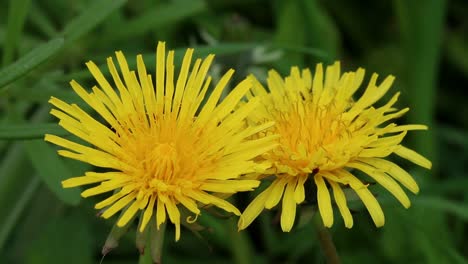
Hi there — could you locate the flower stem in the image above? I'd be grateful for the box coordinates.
[228,218,253,264]
[138,248,153,264]
[150,222,166,264]
[313,214,340,264]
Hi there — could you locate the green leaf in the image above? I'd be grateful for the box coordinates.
[61,0,127,44]
[273,44,331,63]
[0,177,39,251]
[29,2,58,38]
[0,123,66,140]
[24,139,81,205]
[2,0,32,66]
[228,218,253,264]
[25,212,93,264]
[274,0,307,69]
[105,0,206,42]
[0,144,37,250]
[394,0,446,162]
[413,196,468,221]
[300,0,340,62]
[446,31,468,78]
[0,38,64,89]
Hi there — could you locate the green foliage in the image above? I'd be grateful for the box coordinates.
[0,0,466,263]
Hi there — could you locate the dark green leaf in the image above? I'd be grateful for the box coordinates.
[62,0,127,44]
[414,196,468,221]
[24,139,81,205]
[0,38,64,89]
[0,144,37,250]
[105,0,206,42]
[0,123,66,140]
[2,0,32,66]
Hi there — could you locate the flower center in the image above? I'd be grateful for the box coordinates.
[269,99,358,173]
[150,143,177,182]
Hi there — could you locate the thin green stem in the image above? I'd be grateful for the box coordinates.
[228,218,253,264]
[150,222,166,264]
[313,213,340,264]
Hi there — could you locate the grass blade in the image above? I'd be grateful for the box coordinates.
[61,0,127,44]
[29,2,58,38]
[394,0,446,165]
[0,38,64,89]
[0,123,66,140]
[414,196,468,221]
[105,0,206,42]
[24,139,81,205]
[0,144,36,250]
[300,0,339,62]
[2,0,32,66]
[273,0,307,69]
[0,176,39,250]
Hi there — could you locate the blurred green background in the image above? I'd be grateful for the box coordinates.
[0,0,467,263]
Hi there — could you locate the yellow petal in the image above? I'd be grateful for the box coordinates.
[174,193,200,215]
[139,195,156,232]
[280,179,297,232]
[314,174,333,227]
[164,197,181,241]
[394,145,432,169]
[294,174,308,204]
[328,180,353,228]
[155,41,166,115]
[200,180,259,193]
[360,158,419,194]
[95,191,125,209]
[156,196,167,229]
[347,161,411,208]
[337,170,385,227]
[196,69,234,124]
[172,48,193,113]
[62,175,102,188]
[101,193,136,219]
[238,187,271,230]
[81,180,128,198]
[312,63,324,99]
[187,190,240,215]
[265,177,288,209]
[117,200,141,227]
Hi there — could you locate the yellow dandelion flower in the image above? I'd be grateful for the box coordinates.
[238,62,432,232]
[45,42,277,241]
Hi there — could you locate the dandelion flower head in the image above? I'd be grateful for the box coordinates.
[238,62,432,232]
[45,42,277,241]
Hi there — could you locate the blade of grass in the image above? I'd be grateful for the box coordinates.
[274,0,307,70]
[139,248,153,264]
[24,138,81,206]
[273,44,331,63]
[0,143,36,250]
[0,38,64,90]
[2,0,32,66]
[446,31,468,77]
[228,218,253,264]
[12,105,82,206]
[413,196,468,221]
[0,176,40,250]
[394,0,446,167]
[61,0,127,44]
[21,105,81,206]
[0,123,66,140]
[300,0,339,63]
[29,2,58,38]
[104,0,206,42]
